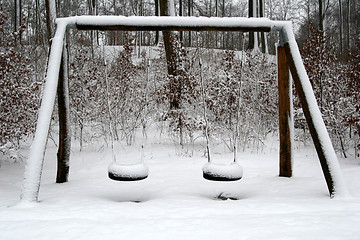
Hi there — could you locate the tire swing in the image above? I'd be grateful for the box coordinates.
[105,45,149,181]
[108,161,149,181]
[197,34,243,182]
[108,141,149,181]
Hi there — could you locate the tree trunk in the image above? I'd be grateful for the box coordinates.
[35,0,40,44]
[346,0,350,53]
[179,0,183,42]
[88,0,96,58]
[215,0,218,48]
[338,0,343,57]
[188,0,192,46]
[160,0,184,144]
[14,0,21,43]
[318,0,324,32]
[259,0,268,53]
[222,0,225,49]
[248,0,257,50]
[45,0,57,42]
[154,0,160,45]
[160,0,177,76]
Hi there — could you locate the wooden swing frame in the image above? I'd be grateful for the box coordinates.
[20,16,348,202]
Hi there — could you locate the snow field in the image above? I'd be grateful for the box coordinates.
[1,135,360,240]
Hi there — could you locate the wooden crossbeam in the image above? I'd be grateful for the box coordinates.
[76,24,272,32]
[73,16,273,32]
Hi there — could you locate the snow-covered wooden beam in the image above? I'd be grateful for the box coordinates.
[73,16,273,32]
[277,22,349,198]
[21,19,70,203]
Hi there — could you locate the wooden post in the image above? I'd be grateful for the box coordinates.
[278,46,293,177]
[284,42,335,196]
[56,36,71,183]
[21,22,67,202]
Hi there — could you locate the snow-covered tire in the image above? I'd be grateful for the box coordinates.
[108,162,149,181]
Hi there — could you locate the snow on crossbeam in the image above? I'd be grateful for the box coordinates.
[58,16,274,32]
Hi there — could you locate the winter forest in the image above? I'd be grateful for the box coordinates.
[1,0,359,161]
[1,0,360,239]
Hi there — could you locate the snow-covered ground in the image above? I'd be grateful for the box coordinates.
[1,133,360,240]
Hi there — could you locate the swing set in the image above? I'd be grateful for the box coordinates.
[20,16,348,202]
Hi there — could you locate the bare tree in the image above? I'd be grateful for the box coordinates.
[14,0,21,43]
[318,0,324,32]
[345,0,350,53]
[188,0,193,46]
[45,0,56,41]
[160,0,178,101]
[154,0,160,45]
[259,0,268,53]
[338,0,343,56]
[248,0,258,50]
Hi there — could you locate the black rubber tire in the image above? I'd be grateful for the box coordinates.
[203,171,242,181]
[108,171,148,181]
